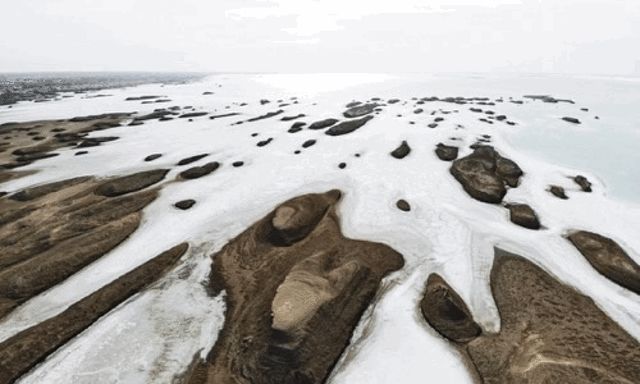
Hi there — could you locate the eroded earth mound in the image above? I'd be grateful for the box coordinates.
[184,190,404,384]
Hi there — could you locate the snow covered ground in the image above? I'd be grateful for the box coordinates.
[1,73,639,383]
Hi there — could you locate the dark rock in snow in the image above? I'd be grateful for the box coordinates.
[308,118,339,130]
[247,110,284,122]
[288,122,306,133]
[450,146,523,204]
[175,199,196,210]
[396,199,411,212]
[568,231,640,295]
[343,103,377,118]
[177,154,209,166]
[209,112,239,120]
[506,203,540,230]
[125,95,163,101]
[549,185,568,199]
[390,141,411,159]
[257,138,273,147]
[76,136,119,148]
[281,114,306,122]
[524,95,575,104]
[302,139,316,148]
[573,175,592,192]
[562,117,581,124]
[179,162,220,180]
[435,143,458,161]
[326,116,374,136]
[9,176,91,202]
[144,154,162,162]
[179,112,209,119]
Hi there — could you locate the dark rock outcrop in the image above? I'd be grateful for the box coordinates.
[568,231,640,294]
[175,199,196,210]
[179,162,220,180]
[390,141,411,159]
[302,140,316,149]
[420,274,481,343]
[506,203,540,230]
[179,112,209,119]
[435,143,458,161]
[343,103,377,118]
[177,154,209,166]
[281,114,305,122]
[325,116,374,136]
[573,175,592,192]
[209,113,240,120]
[144,153,162,162]
[288,122,306,133]
[308,119,338,130]
[450,146,523,204]
[396,199,411,212]
[562,117,581,124]
[257,138,273,147]
[247,110,284,122]
[549,185,568,199]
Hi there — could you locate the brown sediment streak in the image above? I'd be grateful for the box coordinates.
[184,190,404,384]
[0,243,189,384]
[0,169,167,319]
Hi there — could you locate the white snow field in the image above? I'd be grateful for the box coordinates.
[1,73,639,383]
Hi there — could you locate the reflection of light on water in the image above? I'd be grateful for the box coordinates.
[254,73,395,95]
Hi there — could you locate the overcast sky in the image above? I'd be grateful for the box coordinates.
[1,0,639,75]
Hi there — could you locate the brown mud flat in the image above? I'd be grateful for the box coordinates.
[0,243,188,384]
[184,190,404,384]
[421,248,640,384]
[0,168,169,319]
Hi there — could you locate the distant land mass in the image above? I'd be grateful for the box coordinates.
[0,72,207,106]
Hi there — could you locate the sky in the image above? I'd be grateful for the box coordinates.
[1,0,639,75]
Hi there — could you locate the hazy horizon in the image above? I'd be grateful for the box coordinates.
[2,0,640,76]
